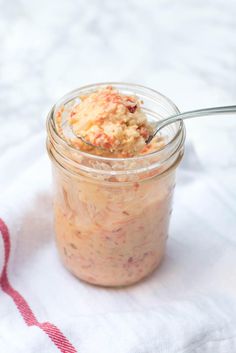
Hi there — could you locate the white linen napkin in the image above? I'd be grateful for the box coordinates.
[1,126,236,353]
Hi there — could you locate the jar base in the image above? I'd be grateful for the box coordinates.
[61,253,165,288]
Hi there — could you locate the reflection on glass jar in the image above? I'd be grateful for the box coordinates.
[46,83,185,287]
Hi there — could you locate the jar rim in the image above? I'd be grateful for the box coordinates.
[47,82,185,182]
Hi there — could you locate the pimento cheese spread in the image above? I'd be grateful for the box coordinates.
[49,85,178,286]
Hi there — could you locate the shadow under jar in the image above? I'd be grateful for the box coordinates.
[46,83,186,287]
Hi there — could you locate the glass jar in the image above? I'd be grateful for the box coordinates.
[46,83,185,287]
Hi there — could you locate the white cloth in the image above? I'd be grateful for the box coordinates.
[1,118,236,353]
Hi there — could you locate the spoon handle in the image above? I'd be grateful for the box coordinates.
[151,105,236,140]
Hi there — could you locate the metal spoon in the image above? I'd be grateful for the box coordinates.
[70,105,236,150]
[146,105,236,144]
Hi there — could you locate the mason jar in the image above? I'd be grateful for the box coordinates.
[46,83,185,287]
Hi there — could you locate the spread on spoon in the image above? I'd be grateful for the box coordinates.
[55,85,164,157]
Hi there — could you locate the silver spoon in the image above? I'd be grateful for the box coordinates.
[69,105,236,150]
[146,105,236,144]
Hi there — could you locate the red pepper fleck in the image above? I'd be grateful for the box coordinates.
[112,228,122,233]
[139,126,149,139]
[94,133,103,140]
[103,142,112,149]
[70,243,77,249]
[127,105,137,113]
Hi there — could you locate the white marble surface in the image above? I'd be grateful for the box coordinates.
[1,0,236,156]
[1,1,236,352]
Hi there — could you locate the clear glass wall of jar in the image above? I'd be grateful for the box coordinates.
[46,83,185,287]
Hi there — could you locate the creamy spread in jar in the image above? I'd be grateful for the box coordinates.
[47,83,185,286]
